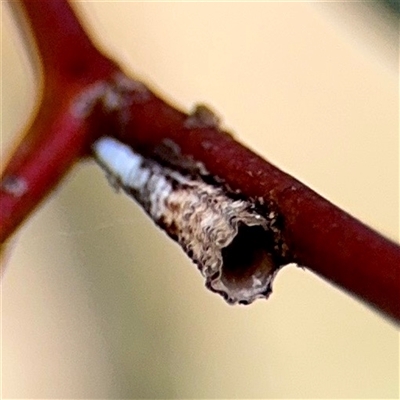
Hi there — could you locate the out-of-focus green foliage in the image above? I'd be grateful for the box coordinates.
[383,0,400,14]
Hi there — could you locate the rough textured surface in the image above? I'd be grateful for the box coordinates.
[93,137,284,304]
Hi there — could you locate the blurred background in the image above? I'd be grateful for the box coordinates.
[1,1,399,398]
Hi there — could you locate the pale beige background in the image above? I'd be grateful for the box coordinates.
[1,1,399,399]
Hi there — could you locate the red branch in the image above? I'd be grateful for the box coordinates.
[1,0,118,242]
[2,0,399,322]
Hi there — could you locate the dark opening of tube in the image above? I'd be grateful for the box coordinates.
[220,224,275,289]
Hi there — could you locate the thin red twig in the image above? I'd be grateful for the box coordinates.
[1,0,118,242]
[1,0,399,322]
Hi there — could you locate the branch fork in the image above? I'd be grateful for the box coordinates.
[2,0,399,322]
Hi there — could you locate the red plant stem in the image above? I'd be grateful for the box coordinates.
[94,94,400,322]
[0,0,118,242]
[2,0,399,322]
[15,0,115,84]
